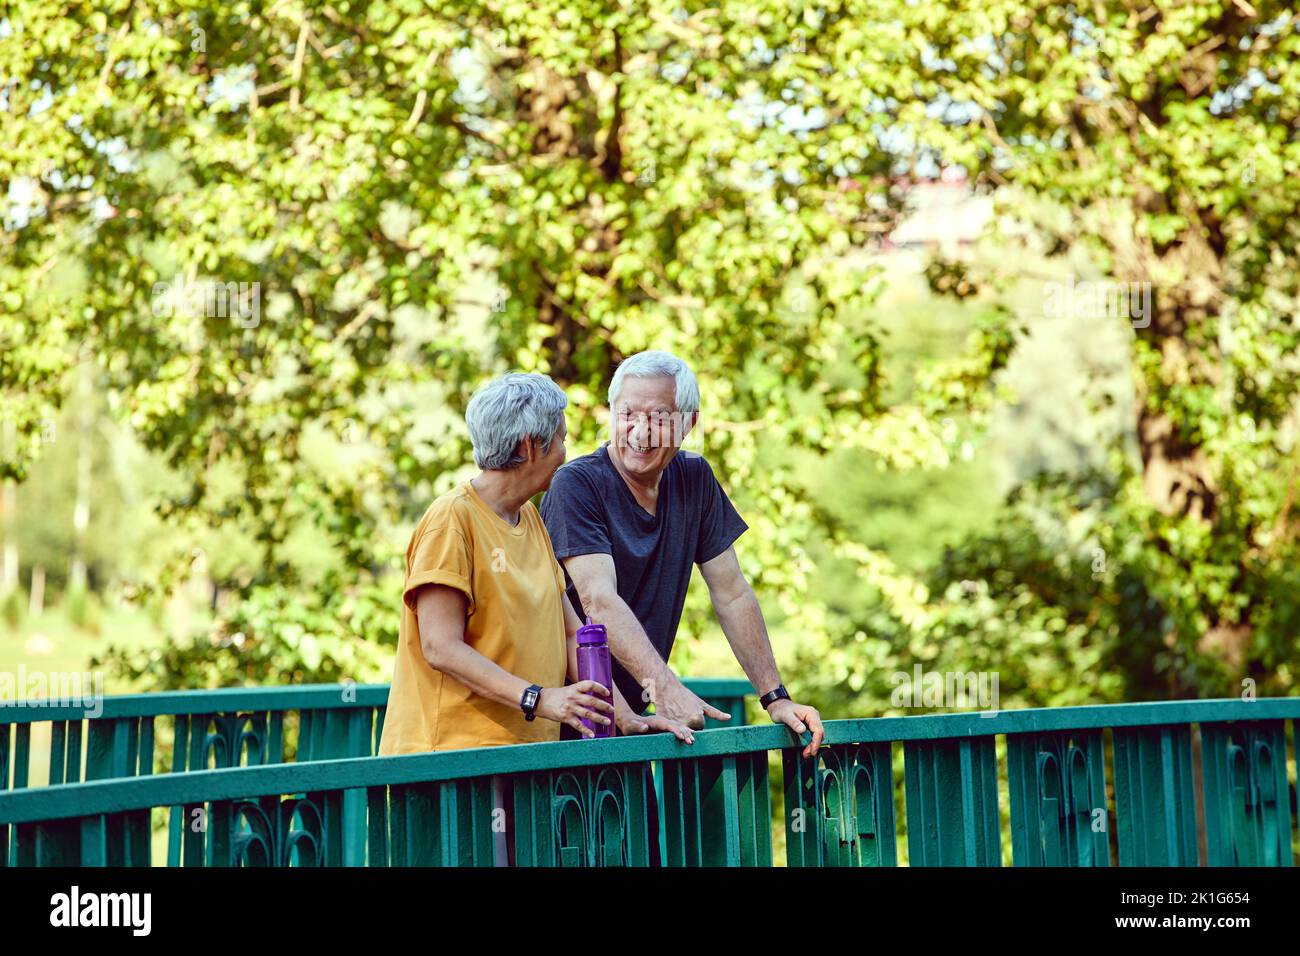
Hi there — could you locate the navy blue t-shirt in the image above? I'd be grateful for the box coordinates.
[539,443,748,714]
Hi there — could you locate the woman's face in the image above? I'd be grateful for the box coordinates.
[532,419,567,491]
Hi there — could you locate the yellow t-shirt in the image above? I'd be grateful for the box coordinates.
[378,481,569,754]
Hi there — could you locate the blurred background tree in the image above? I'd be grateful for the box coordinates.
[1,0,1296,713]
[912,0,1300,700]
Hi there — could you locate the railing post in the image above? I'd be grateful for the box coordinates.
[661,758,713,865]
[1,724,10,866]
[366,786,390,866]
[1112,724,1198,866]
[436,779,495,866]
[783,747,820,866]
[732,752,772,865]
[904,737,1000,866]
[667,754,772,866]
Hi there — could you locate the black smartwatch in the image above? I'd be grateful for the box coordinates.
[759,684,791,709]
[520,684,543,721]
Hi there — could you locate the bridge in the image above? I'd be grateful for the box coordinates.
[1,681,1294,867]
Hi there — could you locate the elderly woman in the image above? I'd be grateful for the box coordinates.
[379,372,690,756]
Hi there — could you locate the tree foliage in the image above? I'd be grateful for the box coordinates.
[2,1,1297,701]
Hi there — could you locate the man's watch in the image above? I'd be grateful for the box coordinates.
[760,684,791,709]
[520,684,543,721]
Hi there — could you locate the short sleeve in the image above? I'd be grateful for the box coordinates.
[404,524,475,616]
[540,467,612,560]
[694,457,749,565]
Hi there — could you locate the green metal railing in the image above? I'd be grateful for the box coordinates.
[0,677,750,780]
[1,695,1296,866]
[0,678,750,866]
[0,681,754,868]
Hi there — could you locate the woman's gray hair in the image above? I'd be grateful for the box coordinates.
[607,350,700,416]
[465,372,568,470]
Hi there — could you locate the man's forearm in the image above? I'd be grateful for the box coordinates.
[714,586,782,694]
[583,589,676,697]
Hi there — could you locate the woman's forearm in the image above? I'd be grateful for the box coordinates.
[425,640,533,711]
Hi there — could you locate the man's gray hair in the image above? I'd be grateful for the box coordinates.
[608,350,700,416]
[465,372,568,470]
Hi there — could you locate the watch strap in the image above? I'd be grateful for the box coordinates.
[759,684,791,708]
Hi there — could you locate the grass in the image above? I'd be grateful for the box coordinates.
[1,601,165,693]
[2,599,172,789]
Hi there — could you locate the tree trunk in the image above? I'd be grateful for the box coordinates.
[1136,405,1217,523]
[1122,202,1255,680]
[28,565,45,617]
[509,37,626,387]
[0,480,17,598]
[69,362,94,594]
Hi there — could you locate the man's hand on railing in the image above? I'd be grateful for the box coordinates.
[610,679,695,743]
[766,698,824,758]
[651,673,731,730]
[615,707,695,744]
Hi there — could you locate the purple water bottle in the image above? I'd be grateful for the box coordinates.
[576,618,615,738]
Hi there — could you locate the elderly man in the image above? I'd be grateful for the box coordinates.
[540,350,824,757]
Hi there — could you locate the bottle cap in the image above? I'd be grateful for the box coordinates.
[576,621,607,646]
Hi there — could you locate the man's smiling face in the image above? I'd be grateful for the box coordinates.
[609,375,693,482]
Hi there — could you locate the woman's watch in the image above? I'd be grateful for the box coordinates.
[759,684,791,709]
[520,684,543,721]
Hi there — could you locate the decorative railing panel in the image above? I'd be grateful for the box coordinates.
[1199,720,1293,867]
[1007,729,1109,866]
[784,742,895,867]
[512,764,655,867]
